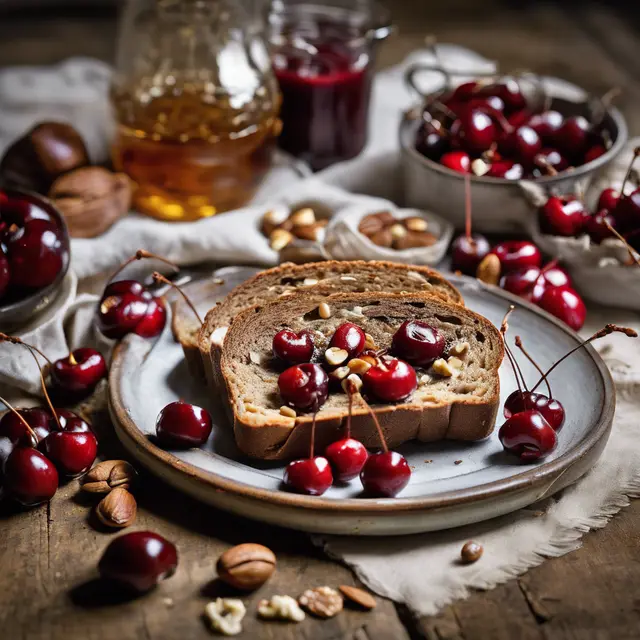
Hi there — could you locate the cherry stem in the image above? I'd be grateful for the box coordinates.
[500,306,528,393]
[604,220,640,268]
[515,335,552,397]
[353,386,388,454]
[0,395,38,444]
[68,351,78,366]
[152,272,203,324]
[464,172,472,241]
[309,411,317,459]
[531,324,637,393]
[620,147,640,199]
[107,249,179,285]
[0,333,53,366]
[21,344,61,431]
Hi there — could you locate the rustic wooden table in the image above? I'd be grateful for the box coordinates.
[2,1,640,638]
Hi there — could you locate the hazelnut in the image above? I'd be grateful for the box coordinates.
[0,121,89,192]
[289,207,316,227]
[461,541,483,564]
[390,223,408,240]
[216,543,276,591]
[368,228,393,248]
[269,228,294,251]
[95,487,137,529]
[358,213,386,236]
[261,208,289,236]
[294,223,324,242]
[394,230,438,250]
[404,216,429,233]
[48,166,132,238]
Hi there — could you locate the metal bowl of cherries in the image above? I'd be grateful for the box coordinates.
[0,189,70,330]
[399,69,628,233]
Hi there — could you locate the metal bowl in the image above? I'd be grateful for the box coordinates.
[0,189,71,331]
[399,97,628,233]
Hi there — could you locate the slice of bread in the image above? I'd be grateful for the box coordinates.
[220,292,503,460]
[196,260,464,388]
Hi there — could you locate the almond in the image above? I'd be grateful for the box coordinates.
[95,487,137,528]
[81,460,137,494]
[476,253,501,286]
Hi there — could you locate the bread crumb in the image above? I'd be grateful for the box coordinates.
[454,460,463,465]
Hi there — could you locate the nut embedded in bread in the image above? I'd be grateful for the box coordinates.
[220,292,503,460]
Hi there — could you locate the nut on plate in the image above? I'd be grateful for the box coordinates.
[48,166,132,238]
[95,487,137,528]
[81,460,137,494]
[476,253,501,286]
[298,586,343,618]
[339,585,377,610]
[204,598,246,636]
[216,543,276,591]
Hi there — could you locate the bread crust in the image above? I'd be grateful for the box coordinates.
[220,291,503,460]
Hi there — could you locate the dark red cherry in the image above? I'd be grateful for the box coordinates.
[455,109,497,154]
[507,109,531,129]
[533,148,569,174]
[614,188,640,231]
[284,456,333,495]
[329,323,366,359]
[5,220,65,289]
[278,363,329,411]
[133,297,167,338]
[585,145,606,163]
[449,81,480,102]
[50,348,107,395]
[500,266,541,300]
[97,292,149,339]
[272,329,314,364]
[360,451,411,497]
[498,410,557,461]
[55,409,93,434]
[586,210,617,244]
[531,264,571,303]
[466,96,505,113]
[391,320,445,366]
[553,115,590,158]
[155,400,212,449]
[325,438,368,482]
[1,197,56,227]
[538,286,586,331]
[527,110,563,141]
[500,126,542,166]
[3,446,59,505]
[416,124,449,162]
[450,233,491,275]
[102,279,146,298]
[0,251,9,300]
[363,357,417,403]
[486,160,524,180]
[477,79,526,111]
[0,407,51,444]
[539,196,587,237]
[98,531,178,593]
[503,391,565,431]
[597,188,620,212]
[440,150,470,173]
[39,430,97,476]
[490,240,541,273]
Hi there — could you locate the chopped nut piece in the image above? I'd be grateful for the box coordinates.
[325,347,349,366]
[450,342,470,357]
[280,406,296,418]
[329,366,350,381]
[348,358,372,374]
[461,541,483,564]
[258,595,305,622]
[303,277,319,286]
[244,404,260,413]
[342,373,362,393]
[318,302,331,319]
[360,354,377,367]
[431,358,455,377]
[204,598,246,636]
[471,158,490,176]
[390,223,407,239]
[249,351,265,365]
[299,586,343,618]
[290,207,316,227]
[364,332,376,349]
[448,356,464,370]
[419,374,432,385]
[340,275,357,282]
[339,585,377,610]
[404,216,428,232]
[269,228,294,251]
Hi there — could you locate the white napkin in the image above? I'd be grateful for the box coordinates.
[2,45,640,619]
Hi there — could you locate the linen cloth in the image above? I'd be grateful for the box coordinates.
[1,45,640,618]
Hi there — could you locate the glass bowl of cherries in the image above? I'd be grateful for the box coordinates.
[0,188,70,330]
[399,68,628,233]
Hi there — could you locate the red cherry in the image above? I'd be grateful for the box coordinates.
[1,197,56,227]
[283,456,333,495]
[586,210,617,244]
[39,430,97,476]
[538,286,586,331]
[449,81,480,102]
[450,233,491,275]
[3,446,59,505]
[97,292,149,339]
[490,240,541,273]
[363,357,417,403]
[272,329,315,363]
[477,79,526,111]
[0,407,51,444]
[98,531,178,593]
[533,147,569,174]
[585,145,606,163]
[454,109,497,154]
[539,195,587,237]
[553,115,590,158]
[614,188,640,231]
[360,451,411,497]
[103,279,146,298]
[507,109,531,129]
[278,363,329,411]
[531,264,571,303]
[391,320,445,366]
[5,220,66,289]
[527,110,563,141]
[415,124,449,162]
[0,251,9,300]
[500,126,542,166]
[329,322,366,358]
[325,438,368,482]
[500,266,541,300]
[486,160,524,180]
[50,348,107,395]
[133,297,167,338]
[440,150,470,173]
[598,188,620,212]
[155,400,212,448]
[465,96,505,114]
[498,410,557,461]
[503,390,565,431]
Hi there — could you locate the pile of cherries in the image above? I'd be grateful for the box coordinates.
[497,311,635,460]
[414,74,613,179]
[271,317,451,497]
[0,189,69,305]
[538,147,640,249]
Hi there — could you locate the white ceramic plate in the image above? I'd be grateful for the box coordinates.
[109,273,614,535]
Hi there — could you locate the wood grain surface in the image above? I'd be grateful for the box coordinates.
[1,1,639,638]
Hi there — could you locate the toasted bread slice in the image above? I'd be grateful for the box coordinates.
[220,291,502,460]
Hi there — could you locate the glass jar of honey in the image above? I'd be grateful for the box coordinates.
[111,0,281,222]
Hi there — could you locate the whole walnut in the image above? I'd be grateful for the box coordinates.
[0,121,90,193]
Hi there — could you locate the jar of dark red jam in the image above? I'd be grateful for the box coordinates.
[269,0,392,171]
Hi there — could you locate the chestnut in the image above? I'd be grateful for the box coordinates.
[0,122,89,193]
